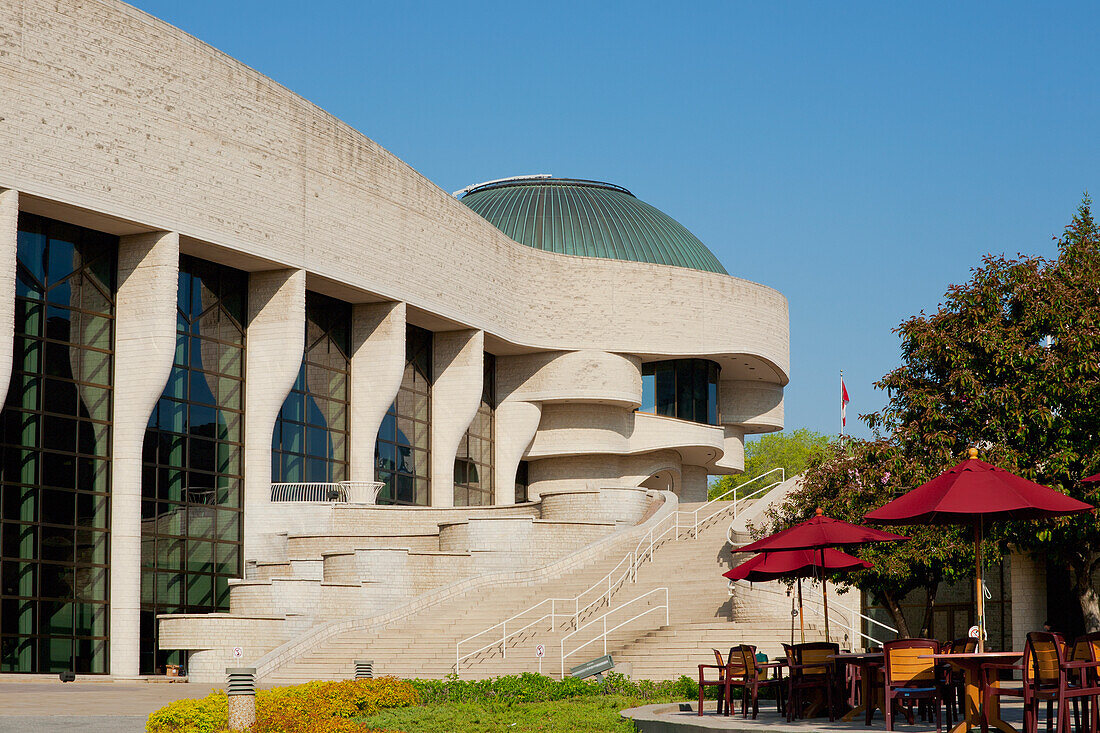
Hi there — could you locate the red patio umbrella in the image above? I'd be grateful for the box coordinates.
[724,548,872,643]
[865,447,1093,651]
[1084,474,1100,482]
[737,510,907,642]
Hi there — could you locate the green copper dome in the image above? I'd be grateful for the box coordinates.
[458,177,728,274]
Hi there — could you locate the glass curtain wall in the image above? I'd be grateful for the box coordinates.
[375,326,431,506]
[272,293,350,484]
[639,359,720,425]
[454,353,494,506]
[139,256,246,674]
[0,214,116,673]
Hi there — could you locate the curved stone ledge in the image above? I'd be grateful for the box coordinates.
[0,0,789,375]
[539,486,649,525]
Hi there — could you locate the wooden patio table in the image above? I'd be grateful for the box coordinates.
[920,651,1021,733]
[829,652,884,724]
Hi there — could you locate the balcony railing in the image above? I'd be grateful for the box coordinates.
[269,481,384,504]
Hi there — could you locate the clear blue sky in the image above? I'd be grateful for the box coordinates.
[132,0,1100,440]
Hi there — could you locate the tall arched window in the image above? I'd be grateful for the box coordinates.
[454,353,494,506]
[375,326,432,505]
[272,293,351,483]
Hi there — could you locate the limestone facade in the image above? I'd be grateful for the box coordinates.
[0,0,789,677]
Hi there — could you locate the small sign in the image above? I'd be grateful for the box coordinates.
[968,626,980,639]
[535,644,545,658]
[232,646,243,659]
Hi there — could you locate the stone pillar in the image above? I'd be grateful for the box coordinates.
[430,330,483,507]
[680,465,709,503]
[243,270,305,563]
[1009,552,1046,651]
[493,400,541,504]
[348,302,406,484]
[0,189,17,407]
[109,230,180,677]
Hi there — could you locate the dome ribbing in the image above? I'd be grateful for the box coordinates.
[459,177,727,275]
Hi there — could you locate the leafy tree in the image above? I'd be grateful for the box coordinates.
[709,428,832,500]
[863,196,1100,630]
[764,438,981,638]
[761,196,1100,634]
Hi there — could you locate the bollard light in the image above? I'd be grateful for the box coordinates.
[354,660,374,679]
[226,667,257,732]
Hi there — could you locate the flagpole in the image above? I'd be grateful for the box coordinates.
[840,370,844,436]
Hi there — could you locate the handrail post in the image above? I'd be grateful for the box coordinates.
[502,621,506,659]
[603,616,608,657]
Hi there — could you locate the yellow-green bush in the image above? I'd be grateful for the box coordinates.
[146,677,417,733]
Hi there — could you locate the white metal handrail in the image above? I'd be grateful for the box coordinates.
[455,551,637,672]
[456,474,789,676]
[270,481,383,503]
[456,610,556,672]
[727,578,894,646]
[680,468,785,538]
[560,588,670,677]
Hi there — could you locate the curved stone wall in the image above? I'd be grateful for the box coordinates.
[0,0,789,375]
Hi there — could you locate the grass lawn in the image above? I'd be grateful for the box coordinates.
[359,694,663,732]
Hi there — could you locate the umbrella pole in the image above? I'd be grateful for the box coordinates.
[821,547,831,644]
[975,519,985,653]
[798,577,806,643]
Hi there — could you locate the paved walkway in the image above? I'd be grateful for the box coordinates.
[0,680,220,733]
[621,700,1028,732]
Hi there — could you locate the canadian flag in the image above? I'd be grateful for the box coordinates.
[841,379,850,428]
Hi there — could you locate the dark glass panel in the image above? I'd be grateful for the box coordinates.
[141,256,244,674]
[654,362,675,416]
[3,215,116,674]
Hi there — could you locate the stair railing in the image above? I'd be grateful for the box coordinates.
[727,578,897,647]
[560,587,669,678]
[679,468,785,539]
[456,473,789,676]
[455,551,636,673]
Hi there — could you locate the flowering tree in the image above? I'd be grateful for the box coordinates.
[866,197,1100,630]
[770,197,1100,633]
[764,438,979,637]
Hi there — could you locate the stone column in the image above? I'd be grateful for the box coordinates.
[243,270,305,563]
[680,465,709,503]
[0,189,17,407]
[492,400,541,504]
[1009,552,1047,651]
[429,330,483,507]
[348,302,406,484]
[110,230,180,677]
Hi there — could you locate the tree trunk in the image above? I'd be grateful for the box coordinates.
[1071,554,1100,633]
[879,588,912,638]
[919,582,939,638]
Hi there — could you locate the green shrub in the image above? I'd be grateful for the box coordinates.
[146,677,417,733]
[146,691,227,733]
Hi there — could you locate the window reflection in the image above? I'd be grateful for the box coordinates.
[1,214,116,674]
[375,326,431,506]
[638,359,720,425]
[454,354,494,507]
[139,256,246,675]
[271,293,350,484]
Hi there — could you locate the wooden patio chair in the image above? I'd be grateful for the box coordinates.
[738,646,785,719]
[1065,632,1100,733]
[783,641,840,722]
[697,647,749,717]
[981,631,1100,733]
[882,639,944,733]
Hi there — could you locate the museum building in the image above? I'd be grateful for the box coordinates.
[0,0,789,677]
